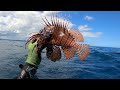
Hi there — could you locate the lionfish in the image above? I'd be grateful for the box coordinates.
[25,15,90,62]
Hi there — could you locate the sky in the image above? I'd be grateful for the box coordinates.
[0,11,120,48]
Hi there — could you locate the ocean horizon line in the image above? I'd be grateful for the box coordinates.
[0,38,120,49]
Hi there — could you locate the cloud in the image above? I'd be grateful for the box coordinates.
[41,11,61,16]
[78,15,101,38]
[0,11,101,40]
[84,16,93,21]
[78,25,92,31]
[0,11,65,40]
[81,32,102,37]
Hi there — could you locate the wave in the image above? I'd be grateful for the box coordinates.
[0,39,26,42]
[1,40,120,79]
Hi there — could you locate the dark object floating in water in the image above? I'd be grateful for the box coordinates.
[113,52,120,54]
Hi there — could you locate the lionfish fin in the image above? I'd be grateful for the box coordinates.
[77,44,90,60]
[46,46,61,62]
[62,46,76,59]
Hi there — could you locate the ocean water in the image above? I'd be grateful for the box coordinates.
[0,39,120,79]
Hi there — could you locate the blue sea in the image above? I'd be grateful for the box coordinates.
[0,39,120,79]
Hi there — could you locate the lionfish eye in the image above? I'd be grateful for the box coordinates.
[32,38,37,43]
[39,28,45,33]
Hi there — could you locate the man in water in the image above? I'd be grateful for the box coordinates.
[16,31,53,79]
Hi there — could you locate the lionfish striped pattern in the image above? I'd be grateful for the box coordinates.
[41,15,90,61]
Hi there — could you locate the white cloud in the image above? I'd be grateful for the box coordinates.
[78,25,92,31]
[81,32,102,37]
[41,11,61,16]
[0,11,101,40]
[0,11,64,40]
[78,23,102,38]
[84,15,93,21]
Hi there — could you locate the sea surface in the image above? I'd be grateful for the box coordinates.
[0,39,120,79]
